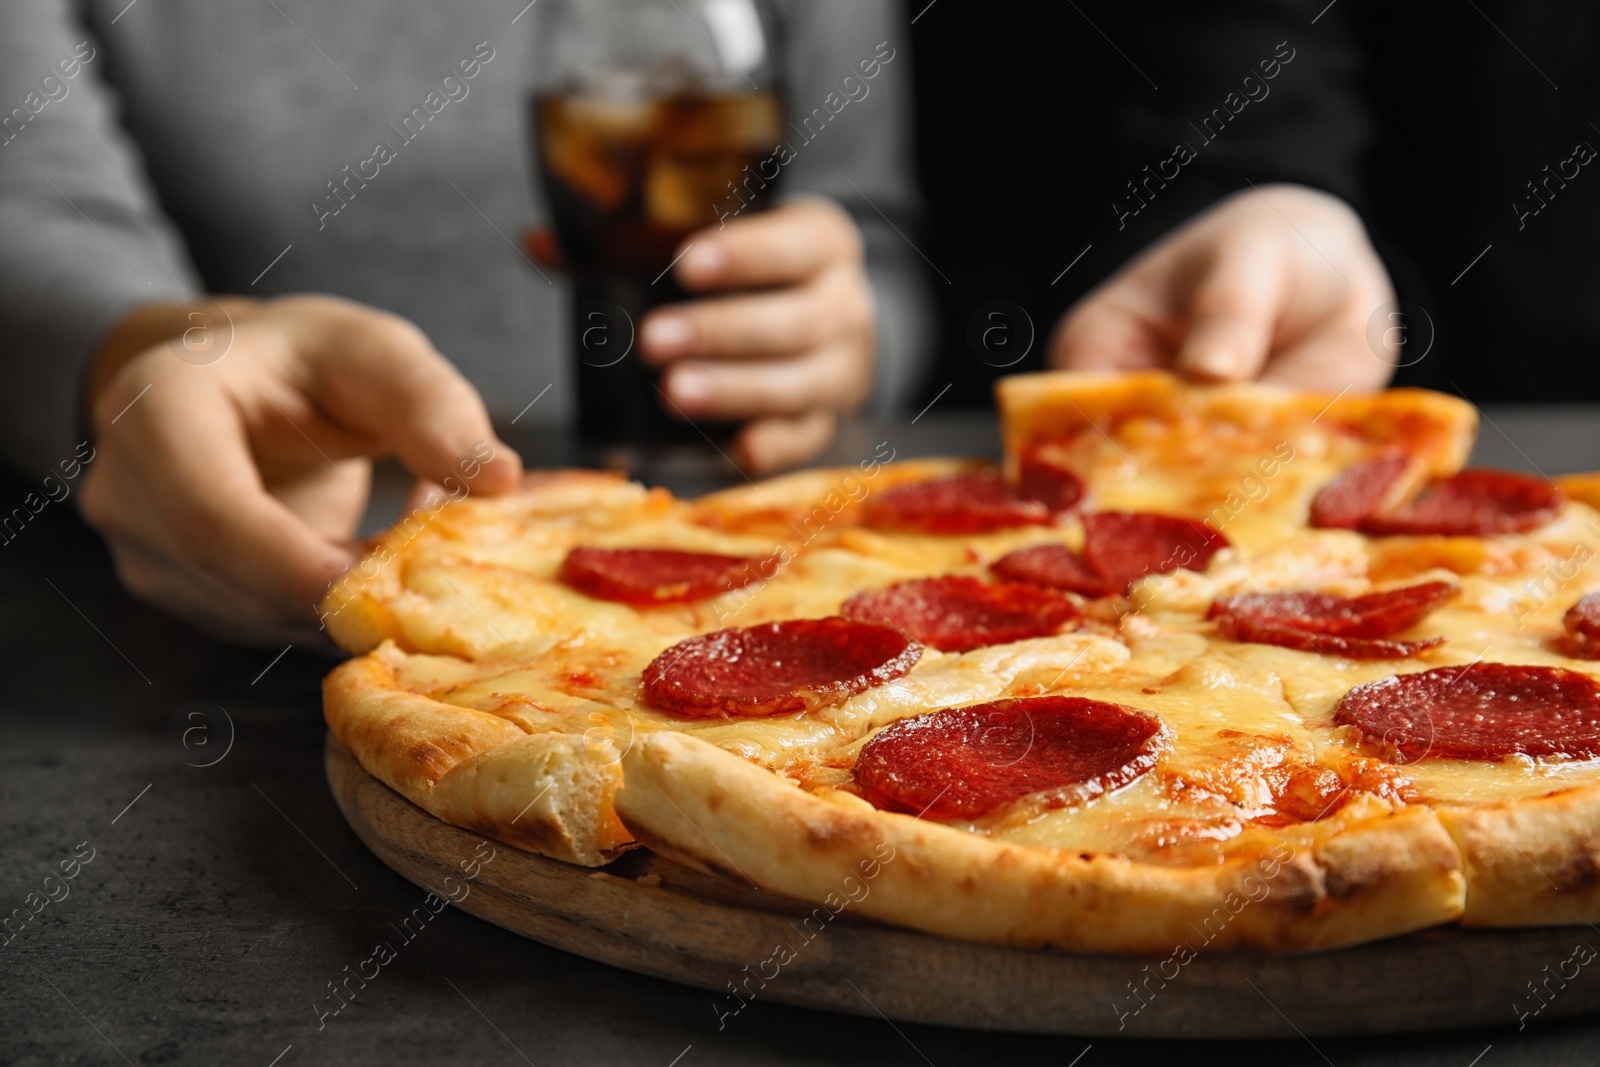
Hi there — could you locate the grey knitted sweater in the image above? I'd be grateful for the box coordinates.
[0,0,929,476]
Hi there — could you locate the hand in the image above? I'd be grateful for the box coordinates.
[81,295,522,643]
[639,197,876,473]
[1049,185,1397,391]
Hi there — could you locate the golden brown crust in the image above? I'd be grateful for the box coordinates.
[319,469,652,656]
[1437,785,1600,928]
[323,642,631,866]
[616,732,1466,953]
[1556,472,1600,511]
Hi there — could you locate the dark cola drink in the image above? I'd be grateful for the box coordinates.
[533,88,781,446]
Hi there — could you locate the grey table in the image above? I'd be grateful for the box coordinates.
[4,409,1600,1067]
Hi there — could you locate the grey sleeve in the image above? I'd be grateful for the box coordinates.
[0,1,201,478]
[772,0,932,412]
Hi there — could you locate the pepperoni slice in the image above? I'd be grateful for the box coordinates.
[1214,613,1445,659]
[842,576,1081,653]
[863,472,1052,534]
[642,618,920,718]
[853,696,1166,820]
[560,546,769,605]
[1558,593,1600,659]
[1209,581,1459,639]
[1081,512,1230,591]
[1017,449,1087,513]
[990,543,1115,597]
[1335,662,1600,761]
[1360,469,1564,537]
[1309,452,1410,530]
[1209,581,1457,659]
[1565,593,1600,641]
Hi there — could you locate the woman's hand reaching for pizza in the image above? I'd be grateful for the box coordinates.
[637,197,876,474]
[81,295,522,644]
[1049,184,1398,392]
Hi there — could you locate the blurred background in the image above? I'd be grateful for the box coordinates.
[908,1,1600,410]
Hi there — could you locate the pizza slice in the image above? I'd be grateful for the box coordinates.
[995,369,1475,547]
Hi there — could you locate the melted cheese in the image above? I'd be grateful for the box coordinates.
[348,425,1600,865]
[1038,412,1357,554]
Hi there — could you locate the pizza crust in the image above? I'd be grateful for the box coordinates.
[1556,473,1600,512]
[324,643,631,866]
[1437,785,1600,927]
[617,731,1466,953]
[321,469,658,656]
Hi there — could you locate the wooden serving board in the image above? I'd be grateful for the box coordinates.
[326,736,1598,1037]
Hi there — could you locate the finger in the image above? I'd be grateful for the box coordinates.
[734,410,837,475]
[1048,286,1175,372]
[291,307,523,494]
[88,458,351,642]
[109,541,327,645]
[86,462,292,623]
[262,458,372,544]
[639,285,837,364]
[401,478,452,515]
[119,378,360,615]
[661,344,864,421]
[1259,314,1396,393]
[674,198,861,292]
[1172,228,1288,382]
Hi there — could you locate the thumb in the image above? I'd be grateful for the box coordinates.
[298,309,524,495]
[1173,229,1287,382]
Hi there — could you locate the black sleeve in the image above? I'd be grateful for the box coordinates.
[1103,0,1371,250]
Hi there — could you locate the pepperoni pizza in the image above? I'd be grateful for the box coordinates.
[322,371,1600,952]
